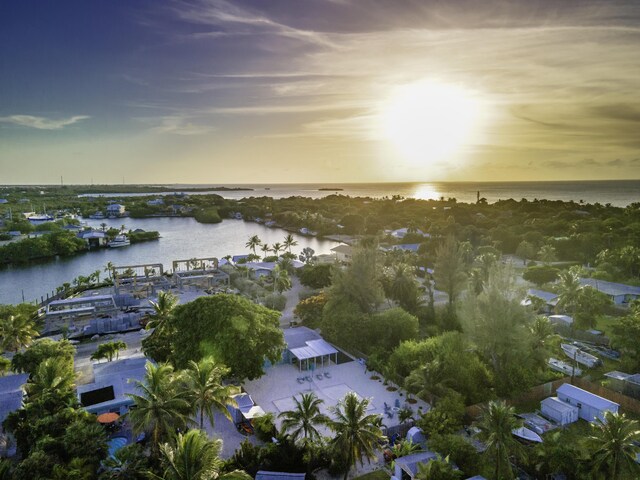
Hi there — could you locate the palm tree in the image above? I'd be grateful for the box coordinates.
[104,261,115,280]
[272,242,283,258]
[477,400,523,480]
[556,270,582,315]
[405,359,450,406]
[126,362,192,458]
[100,222,108,232]
[328,392,386,480]
[271,265,292,293]
[585,411,640,479]
[415,456,462,480]
[26,357,76,401]
[279,392,329,448]
[245,235,262,256]
[153,430,250,480]
[147,290,179,332]
[283,234,298,254]
[100,444,150,480]
[530,316,556,370]
[0,314,39,352]
[182,359,237,431]
[260,243,271,259]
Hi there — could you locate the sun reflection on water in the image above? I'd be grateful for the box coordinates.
[412,184,442,201]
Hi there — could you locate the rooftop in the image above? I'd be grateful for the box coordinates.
[395,450,439,476]
[579,278,640,297]
[557,383,619,410]
[256,471,305,480]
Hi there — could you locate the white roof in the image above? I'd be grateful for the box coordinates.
[542,396,579,413]
[557,383,619,410]
[289,339,338,360]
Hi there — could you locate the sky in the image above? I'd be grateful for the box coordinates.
[1,0,639,184]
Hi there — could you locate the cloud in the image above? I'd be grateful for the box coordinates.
[0,115,90,130]
[143,115,215,135]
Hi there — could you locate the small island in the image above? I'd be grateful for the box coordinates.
[319,187,344,191]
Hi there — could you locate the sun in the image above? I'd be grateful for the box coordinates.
[380,80,483,168]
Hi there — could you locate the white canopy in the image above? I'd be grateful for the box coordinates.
[290,339,337,360]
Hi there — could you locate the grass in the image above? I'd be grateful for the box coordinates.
[352,470,390,480]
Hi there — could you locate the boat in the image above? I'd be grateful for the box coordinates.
[27,214,54,224]
[107,235,130,248]
[561,343,601,368]
[512,427,543,443]
[548,357,582,376]
[89,211,105,219]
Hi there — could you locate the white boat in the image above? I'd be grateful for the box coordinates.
[548,357,582,377]
[512,427,543,443]
[107,235,130,248]
[89,211,105,219]
[27,214,54,224]
[561,343,601,368]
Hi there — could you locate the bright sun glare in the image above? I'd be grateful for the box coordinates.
[381,80,483,169]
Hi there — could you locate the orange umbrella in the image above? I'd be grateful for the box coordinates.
[97,412,120,424]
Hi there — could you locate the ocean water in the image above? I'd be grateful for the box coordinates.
[87,180,640,208]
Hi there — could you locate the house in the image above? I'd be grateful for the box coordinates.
[76,356,149,415]
[0,374,28,457]
[556,383,619,422]
[331,244,353,262]
[77,230,108,248]
[392,450,439,480]
[255,472,305,480]
[548,314,574,327]
[147,198,164,206]
[45,294,118,333]
[541,397,579,426]
[232,254,250,264]
[522,289,558,313]
[243,261,304,278]
[392,243,421,253]
[604,371,640,399]
[106,203,125,217]
[0,199,8,204]
[579,278,640,305]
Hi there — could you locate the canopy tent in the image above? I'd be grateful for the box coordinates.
[289,339,338,371]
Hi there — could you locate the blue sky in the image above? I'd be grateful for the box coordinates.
[1,0,639,184]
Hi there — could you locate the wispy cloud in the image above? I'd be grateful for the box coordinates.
[142,115,215,135]
[0,115,90,130]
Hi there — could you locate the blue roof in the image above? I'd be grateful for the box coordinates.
[393,243,421,252]
[256,472,305,480]
[395,451,438,475]
[557,383,619,410]
[579,278,640,297]
[527,289,558,303]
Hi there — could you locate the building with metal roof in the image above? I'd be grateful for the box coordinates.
[556,383,619,422]
[579,278,640,305]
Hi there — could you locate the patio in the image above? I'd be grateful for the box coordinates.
[242,359,431,431]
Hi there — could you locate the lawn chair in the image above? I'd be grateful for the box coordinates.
[384,402,390,412]
[324,371,331,378]
[305,375,312,382]
[386,411,394,419]
[297,377,304,384]
[316,374,323,380]
[394,398,401,408]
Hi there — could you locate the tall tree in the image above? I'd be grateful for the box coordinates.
[433,236,468,311]
[0,314,39,353]
[328,392,386,480]
[556,269,582,316]
[147,290,180,332]
[283,234,298,254]
[585,412,640,480]
[271,265,292,293]
[126,362,192,458]
[271,242,283,258]
[154,430,250,480]
[387,263,423,314]
[182,359,236,431]
[477,401,523,480]
[260,243,271,259]
[245,235,262,256]
[279,392,329,448]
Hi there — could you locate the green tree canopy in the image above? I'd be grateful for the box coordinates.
[157,294,284,380]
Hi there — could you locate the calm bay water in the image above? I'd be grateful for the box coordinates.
[84,180,640,208]
[0,217,338,305]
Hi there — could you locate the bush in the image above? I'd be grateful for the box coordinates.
[252,412,277,442]
[263,293,287,311]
